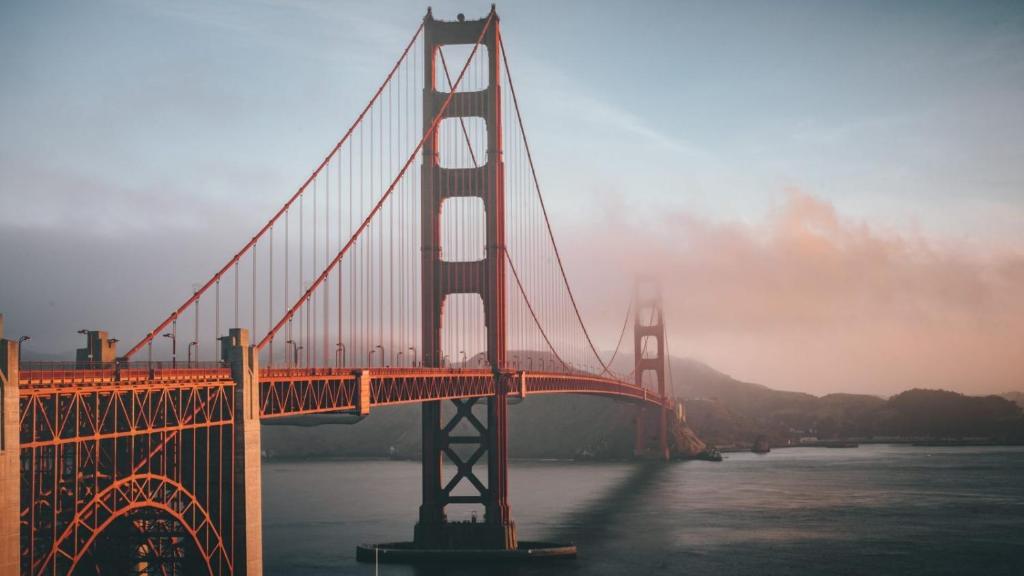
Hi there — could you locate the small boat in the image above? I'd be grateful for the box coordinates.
[696,447,723,462]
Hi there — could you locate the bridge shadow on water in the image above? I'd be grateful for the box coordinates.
[548,461,671,545]
[407,461,676,576]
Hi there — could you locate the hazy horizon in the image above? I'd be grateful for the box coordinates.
[2,0,1022,397]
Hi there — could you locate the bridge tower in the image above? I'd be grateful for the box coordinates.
[223,328,264,575]
[0,315,20,576]
[634,279,670,460]
[417,7,516,549]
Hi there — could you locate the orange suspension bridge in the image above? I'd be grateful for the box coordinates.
[0,7,682,574]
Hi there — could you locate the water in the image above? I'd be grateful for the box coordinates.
[263,445,1024,575]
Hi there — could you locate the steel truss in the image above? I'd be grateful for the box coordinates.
[19,370,236,575]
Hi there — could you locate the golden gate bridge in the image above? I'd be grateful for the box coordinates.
[0,7,682,574]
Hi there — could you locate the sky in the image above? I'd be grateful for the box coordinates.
[1,0,1022,396]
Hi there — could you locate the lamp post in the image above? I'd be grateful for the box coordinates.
[374,344,384,368]
[335,342,346,368]
[459,350,467,368]
[408,347,418,367]
[16,335,29,365]
[108,338,119,370]
[187,341,197,367]
[162,329,176,368]
[368,349,376,367]
[285,339,299,368]
[396,351,404,367]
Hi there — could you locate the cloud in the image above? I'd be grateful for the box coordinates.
[565,189,1024,396]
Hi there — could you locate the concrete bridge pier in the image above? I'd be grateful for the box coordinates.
[222,328,264,576]
[1,315,21,575]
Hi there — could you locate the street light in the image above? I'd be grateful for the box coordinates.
[396,351,404,367]
[285,339,299,368]
[108,338,119,369]
[187,341,197,367]
[459,350,467,368]
[335,342,346,368]
[408,347,418,367]
[16,336,29,365]
[161,331,176,368]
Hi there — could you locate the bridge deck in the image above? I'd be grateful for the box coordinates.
[17,366,666,447]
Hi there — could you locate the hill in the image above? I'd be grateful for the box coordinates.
[1002,391,1024,409]
[671,360,1023,447]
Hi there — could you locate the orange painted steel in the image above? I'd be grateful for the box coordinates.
[18,369,237,575]
[257,366,666,419]
[42,474,231,576]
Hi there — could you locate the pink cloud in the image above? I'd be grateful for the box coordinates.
[566,189,1024,396]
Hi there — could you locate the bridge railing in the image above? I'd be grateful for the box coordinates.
[20,361,230,388]
[19,362,116,387]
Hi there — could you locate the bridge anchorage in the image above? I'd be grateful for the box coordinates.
[2,4,690,574]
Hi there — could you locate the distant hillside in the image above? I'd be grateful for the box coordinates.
[1002,391,1024,409]
[667,359,1023,447]
[883,389,1023,438]
[659,358,886,446]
